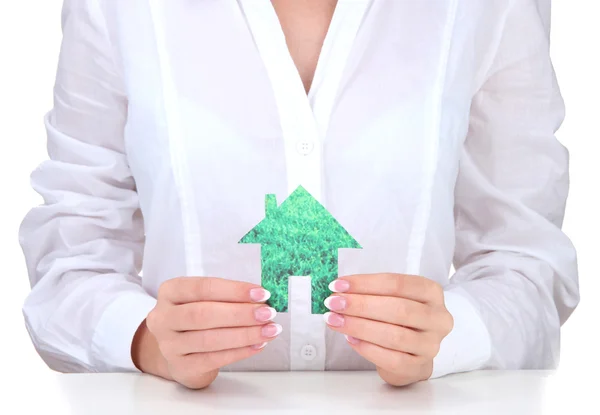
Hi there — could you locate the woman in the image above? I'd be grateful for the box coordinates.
[20,0,579,389]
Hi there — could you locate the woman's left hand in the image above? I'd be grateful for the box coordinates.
[324,273,453,386]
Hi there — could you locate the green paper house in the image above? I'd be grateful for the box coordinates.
[239,186,361,314]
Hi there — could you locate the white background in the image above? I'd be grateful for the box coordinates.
[0,0,598,411]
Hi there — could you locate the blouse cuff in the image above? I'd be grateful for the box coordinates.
[91,291,157,372]
[430,287,492,379]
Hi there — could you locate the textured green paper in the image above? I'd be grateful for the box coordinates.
[239,186,361,314]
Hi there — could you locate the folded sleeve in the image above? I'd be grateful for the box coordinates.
[431,0,579,378]
[19,0,156,373]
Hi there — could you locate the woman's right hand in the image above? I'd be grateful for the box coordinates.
[132,277,281,389]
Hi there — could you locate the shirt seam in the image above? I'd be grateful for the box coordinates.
[147,0,204,276]
[406,0,459,276]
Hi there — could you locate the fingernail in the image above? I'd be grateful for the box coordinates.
[323,312,345,327]
[328,279,350,293]
[255,306,277,322]
[250,288,271,303]
[251,342,268,350]
[345,335,360,345]
[261,323,283,338]
[324,296,346,312]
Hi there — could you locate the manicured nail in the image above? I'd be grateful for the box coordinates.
[328,279,350,293]
[324,296,346,312]
[251,342,268,350]
[323,312,345,327]
[261,323,283,338]
[345,335,360,345]
[255,306,277,322]
[250,288,271,303]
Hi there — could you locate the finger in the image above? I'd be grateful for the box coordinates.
[340,334,425,374]
[330,273,443,304]
[162,323,283,355]
[167,302,277,331]
[324,294,433,330]
[324,312,437,357]
[174,343,270,378]
[159,277,270,305]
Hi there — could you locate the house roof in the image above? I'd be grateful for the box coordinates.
[239,185,361,249]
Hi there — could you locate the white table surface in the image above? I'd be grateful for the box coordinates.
[7,370,595,415]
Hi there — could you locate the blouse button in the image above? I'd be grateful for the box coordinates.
[296,140,314,155]
[300,344,317,361]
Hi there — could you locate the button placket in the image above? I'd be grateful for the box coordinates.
[237,0,371,373]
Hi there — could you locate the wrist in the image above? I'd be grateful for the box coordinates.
[131,319,172,380]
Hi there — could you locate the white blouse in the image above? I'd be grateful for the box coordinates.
[20,0,579,379]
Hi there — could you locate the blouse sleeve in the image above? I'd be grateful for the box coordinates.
[19,0,156,372]
[431,0,579,378]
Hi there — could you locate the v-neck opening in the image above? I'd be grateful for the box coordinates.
[237,0,369,121]
[270,0,340,98]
